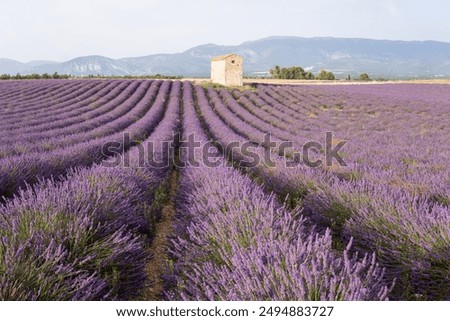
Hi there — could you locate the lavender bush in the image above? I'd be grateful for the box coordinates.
[0,80,182,300]
[0,81,171,198]
[166,81,390,301]
[0,166,153,300]
[0,79,447,301]
[193,83,449,299]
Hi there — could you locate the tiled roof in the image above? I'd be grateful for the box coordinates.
[211,53,241,61]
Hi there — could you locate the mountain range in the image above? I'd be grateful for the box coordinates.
[2,36,450,78]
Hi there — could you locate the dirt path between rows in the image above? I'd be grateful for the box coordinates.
[142,171,178,300]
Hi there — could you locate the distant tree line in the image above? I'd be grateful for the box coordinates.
[268,66,376,81]
[0,73,182,80]
[269,66,315,80]
[0,72,71,80]
[269,65,335,80]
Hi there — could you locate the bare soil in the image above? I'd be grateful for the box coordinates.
[141,171,178,300]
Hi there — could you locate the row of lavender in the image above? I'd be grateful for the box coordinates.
[252,84,449,196]
[0,81,145,147]
[165,81,390,300]
[0,80,87,112]
[0,82,158,156]
[0,81,182,299]
[0,79,447,300]
[0,81,126,133]
[0,81,115,127]
[1,80,391,300]
[196,83,449,300]
[0,80,170,198]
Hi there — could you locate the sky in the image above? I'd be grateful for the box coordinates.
[1,0,449,62]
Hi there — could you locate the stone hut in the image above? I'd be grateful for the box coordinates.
[210,53,243,86]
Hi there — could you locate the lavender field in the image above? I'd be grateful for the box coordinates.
[0,79,448,301]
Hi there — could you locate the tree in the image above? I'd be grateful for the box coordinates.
[359,73,370,81]
[316,69,335,80]
[29,73,41,79]
[269,65,281,78]
[304,71,315,80]
[270,66,311,80]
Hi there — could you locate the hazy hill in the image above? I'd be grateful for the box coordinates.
[2,36,450,78]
